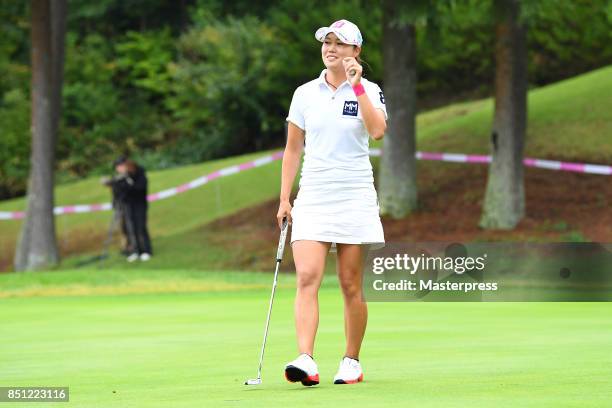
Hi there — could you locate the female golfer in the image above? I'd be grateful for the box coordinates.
[277,19,386,386]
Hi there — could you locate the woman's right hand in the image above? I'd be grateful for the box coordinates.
[277,200,292,229]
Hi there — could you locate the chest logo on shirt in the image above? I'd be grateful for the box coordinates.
[342,101,359,117]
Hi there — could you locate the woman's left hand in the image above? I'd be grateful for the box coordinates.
[342,57,362,86]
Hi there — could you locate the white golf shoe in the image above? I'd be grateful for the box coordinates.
[333,356,364,384]
[126,253,139,263]
[284,353,319,386]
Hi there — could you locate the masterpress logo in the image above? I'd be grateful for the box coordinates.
[362,242,612,302]
[370,251,496,294]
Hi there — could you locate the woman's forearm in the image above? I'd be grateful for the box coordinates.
[357,91,386,141]
[280,147,302,202]
[280,123,305,202]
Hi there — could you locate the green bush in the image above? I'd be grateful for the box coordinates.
[0,88,30,198]
[115,29,173,96]
[58,33,124,177]
[57,31,171,179]
[528,0,612,85]
[164,14,286,163]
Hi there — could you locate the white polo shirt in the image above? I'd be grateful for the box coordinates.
[286,69,387,188]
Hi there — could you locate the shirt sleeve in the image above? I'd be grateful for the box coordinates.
[366,82,387,120]
[286,87,305,130]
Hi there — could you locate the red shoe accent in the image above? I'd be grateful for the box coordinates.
[301,373,319,386]
[342,373,364,384]
[285,366,319,386]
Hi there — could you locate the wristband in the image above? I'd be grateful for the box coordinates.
[352,83,365,97]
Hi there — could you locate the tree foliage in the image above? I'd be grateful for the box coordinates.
[0,0,610,199]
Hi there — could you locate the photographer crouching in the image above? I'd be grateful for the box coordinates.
[103,156,153,262]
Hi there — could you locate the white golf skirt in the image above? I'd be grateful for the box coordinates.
[290,182,385,252]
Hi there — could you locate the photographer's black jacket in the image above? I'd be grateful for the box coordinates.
[112,166,148,207]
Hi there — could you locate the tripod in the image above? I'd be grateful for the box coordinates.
[76,200,137,268]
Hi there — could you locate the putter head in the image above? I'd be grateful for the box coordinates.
[244,378,261,385]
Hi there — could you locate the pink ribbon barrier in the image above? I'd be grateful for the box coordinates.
[1,149,609,220]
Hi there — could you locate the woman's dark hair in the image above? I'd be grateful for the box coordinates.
[354,47,372,75]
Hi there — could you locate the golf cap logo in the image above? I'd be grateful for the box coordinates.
[315,19,363,47]
[343,101,359,117]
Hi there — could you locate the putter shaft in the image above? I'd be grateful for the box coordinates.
[246,218,288,385]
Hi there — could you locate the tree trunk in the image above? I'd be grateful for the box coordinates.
[50,0,67,138]
[378,0,418,218]
[480,0,527,229]
[14,0,67,271]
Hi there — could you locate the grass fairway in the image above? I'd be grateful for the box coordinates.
[1,270,611,407]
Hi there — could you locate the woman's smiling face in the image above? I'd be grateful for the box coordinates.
[321,32,359,70]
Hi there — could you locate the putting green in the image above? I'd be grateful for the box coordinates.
[1,274,611,407]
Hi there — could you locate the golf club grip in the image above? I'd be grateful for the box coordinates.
[276,217,289,261]
[349,69,356,77]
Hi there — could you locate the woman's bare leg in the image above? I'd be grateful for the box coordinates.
[292,240,331,356]
[336,243,369,359]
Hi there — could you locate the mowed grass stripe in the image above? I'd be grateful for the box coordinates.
[0,290,611,407]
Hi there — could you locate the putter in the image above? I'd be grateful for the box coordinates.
[245,217,289,386]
